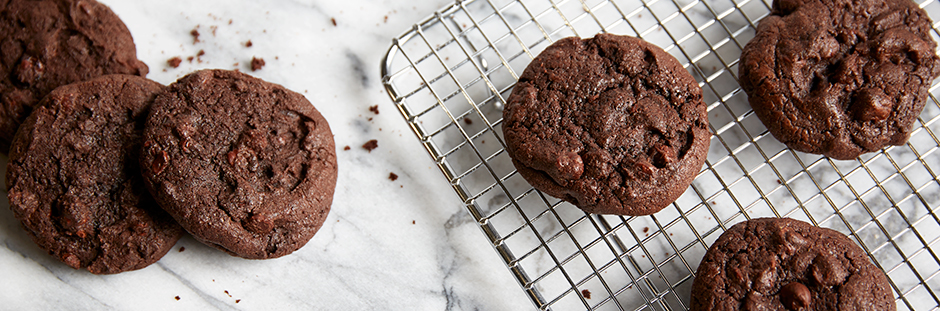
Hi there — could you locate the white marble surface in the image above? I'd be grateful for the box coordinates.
[0,0,534,309]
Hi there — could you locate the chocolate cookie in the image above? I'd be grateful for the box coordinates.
[140,70,337,259]
[6,75,181,274]
[0,0,149,153]
[739,0,940,160]
[690,218,895,311]
[502,34,710,216]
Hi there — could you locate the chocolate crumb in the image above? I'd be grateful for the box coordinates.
[251,57,265,71]
[463,118,473,125]
[190,29,200,43]
[777,179,782,184]
[412,220,415,224]
[581,289,592,299]
[331,17,337,26]
[224,290,231,297]
[236,299,241,303]
[368,117,373,122]
[643,227,649,233]
[245,40,253,47]
[369,105,379,114]
[178,246,185,252]
[197,50,205,57]
[389,172,398,181]
[228,19,233,25]
[168,57,182,68]
[210,25,217,36]
[343,146,351,151]
[175,296,180,301]
[187,56,194,63]
[362,139,378,152]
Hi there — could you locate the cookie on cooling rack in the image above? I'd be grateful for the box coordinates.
[738,0,940,160]
[501,33,710,216]
[140,69,337,259]
[690,218,895,311]
[6,75,182,274]
[0,0,149,153]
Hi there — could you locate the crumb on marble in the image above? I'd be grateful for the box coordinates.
[463,117,472,125]
[362,139,378,152]
[343,146,351,151]
[581,289,591,299]
[643,227,649,233]
[389,172,398,181]
[178,246,185,252]
[331,17,337,26]
[246,40,253,47]
[190,28,200,43]
[175,296,180,301]
[412,220,415,224]
[251,57,265,71]
[224,290,231,297]
[167,57,182,68]
[369,105,379,114]
[236,299,241,303]
[187,56,194,63]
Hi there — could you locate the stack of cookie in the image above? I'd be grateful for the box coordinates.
[2,0,337,274]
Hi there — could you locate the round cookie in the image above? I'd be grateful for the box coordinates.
[140,69,337,259]
[6,75,182,274]
[0,0,149,153]
[690,218,895,311]
[738,0,940,160]
[502,34,710,216]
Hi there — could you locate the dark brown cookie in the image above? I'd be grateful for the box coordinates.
[739,0,940,160]
[0,0,149,153]
[502,34,710,216]
[6,75,181,274]
[690,218,895,311]
[140,69,337,259]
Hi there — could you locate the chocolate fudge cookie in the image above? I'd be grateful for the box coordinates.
[140,70,337,259]
[502,34,710,216]
[0,0,149,153]
[739,0,940,160]
[690,218,895,311]
[6,75,181,274]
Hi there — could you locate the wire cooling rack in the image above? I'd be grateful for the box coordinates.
[381,0,940,309]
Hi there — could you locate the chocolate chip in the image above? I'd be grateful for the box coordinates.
[779,282,811,310]
[552,151,583,180]
[14,55,44,85]
[852,88,892,121]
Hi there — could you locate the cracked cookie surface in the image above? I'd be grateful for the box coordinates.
[502,34,710,216]
[0,0,149,152]
[690,218,895,311]
[7,75,181,274]
[140,70,337,259]
[739,0,940,160]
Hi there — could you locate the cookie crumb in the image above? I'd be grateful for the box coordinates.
[389,172,398,181]
[178,246,185,252]
[331,17,337,26]
[187,56,194,63]
[197,50,205,57]
[224,290,231,297]
[343,146,351,151]
[362,139,378,152]
[167,57,182,68]
[251,57,265,71]
[412,220,415,224]
[643,227,649,233]
[581,289,592,299]
[190,28,200,43]
[175,296,180,301]
[369,105,379,114]
[245,40,253,47]
[236,299,241,303]
[463,118,473,125]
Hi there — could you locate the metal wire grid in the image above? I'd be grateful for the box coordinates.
[380,0,940,309]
